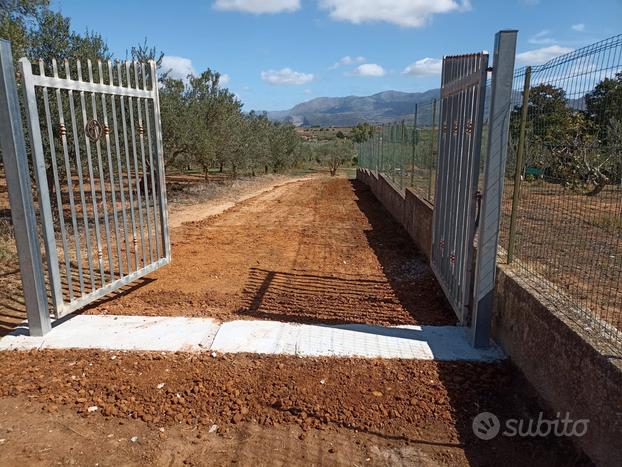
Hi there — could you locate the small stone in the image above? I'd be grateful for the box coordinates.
[156,383,165,389]
[320,380,326,385]
[209,425,218,433]
[130,436,139,443]
[372,391,383,397]
[87,406,98,413]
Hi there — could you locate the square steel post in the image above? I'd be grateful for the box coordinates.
[470,30,518,348]
[0,40,52,336]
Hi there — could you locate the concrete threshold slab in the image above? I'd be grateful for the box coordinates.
[0,316,220,353]
[0,316,505,362]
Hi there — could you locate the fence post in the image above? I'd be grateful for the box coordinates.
[507,66,531,264]
[380,125,384,173]
[0,40,52,336]
[470,30,518,348]
[429,98,437,201]
[400,120,406,189]
[411,105,418,188]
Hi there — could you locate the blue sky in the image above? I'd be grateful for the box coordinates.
[51,0,621,111]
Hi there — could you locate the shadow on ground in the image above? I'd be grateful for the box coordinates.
[238,179,456,327]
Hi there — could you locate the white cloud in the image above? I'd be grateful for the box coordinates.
[220,73,231,85]
[403,57,442,76]
[319,0,470,28]
[213,0,300,14]
[529,30,555,45]
[160,56,196,80]
[350,63,386,77]
[571,23,585,32]
[516,45,574,65]
[261,68,314,85]
[330,55,366,69]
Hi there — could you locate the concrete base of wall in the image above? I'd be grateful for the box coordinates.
[356,168,622,467]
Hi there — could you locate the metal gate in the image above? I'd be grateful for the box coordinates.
[431,52,489,323]
[0,39,171,335]
[431,31,517,347]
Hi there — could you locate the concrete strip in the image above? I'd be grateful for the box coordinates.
[0,316,220,353]
[0,316,505,361]
[211,321,505,361]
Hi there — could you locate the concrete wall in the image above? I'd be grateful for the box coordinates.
[356,168,622,467]
[357,169,433,259]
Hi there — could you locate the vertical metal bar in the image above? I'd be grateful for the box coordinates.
[87,59,114,282]
[507,66,531,264]
[149,60,171,260]
[471,30,518,348]
[125,61,147,267]
[99,60,124,277]
[19,58,64,313]
[142,62,161,259]
[65,60,96,290]
[411,105,417,188]
[53,59,85,296]
[432,59,448,267]
[401,120,406,189]
[77,60,105,285]
[134,62,154,263]
[109,61,133,273]
[429,99,437,200]
[461,54,490,326]
[0,40,51,336]
[39,60,74,303]
[117,62,140,270]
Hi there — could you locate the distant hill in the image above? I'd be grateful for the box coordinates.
[264,89,440,127]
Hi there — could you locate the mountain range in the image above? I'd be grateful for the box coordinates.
[264,89,441,127]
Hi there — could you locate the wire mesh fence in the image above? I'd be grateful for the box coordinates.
[357,99,440,203]
[359,34,622,353]
[501,34,622,352]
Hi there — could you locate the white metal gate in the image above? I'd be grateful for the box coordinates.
[0,39,171,335]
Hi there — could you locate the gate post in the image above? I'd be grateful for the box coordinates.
[0,40,52,336]
[470,30,518,347]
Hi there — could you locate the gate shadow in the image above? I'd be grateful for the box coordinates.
[237,179,456,327]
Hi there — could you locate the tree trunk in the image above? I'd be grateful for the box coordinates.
[586,180,606,197]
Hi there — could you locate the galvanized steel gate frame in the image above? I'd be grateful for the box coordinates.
[431,31,517,347]
[0,39,171,335]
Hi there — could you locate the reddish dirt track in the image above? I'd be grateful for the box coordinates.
[86,177,456,326]
[0,351,589,466]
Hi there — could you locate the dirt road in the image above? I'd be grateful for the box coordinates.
[87,177,454,326]
[0,176,589,465]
